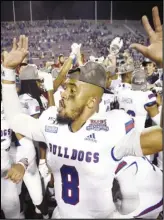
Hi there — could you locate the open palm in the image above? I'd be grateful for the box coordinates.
[3,35,29,69]
[130,7,163,66]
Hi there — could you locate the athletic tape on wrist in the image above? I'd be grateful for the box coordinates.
[1,67,16,81]
[69,53,77,65]
[39,159,46,165]
[18,158,28,170]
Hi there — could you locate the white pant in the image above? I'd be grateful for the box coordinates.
[1,148,20,218]
[23,159,43,205]
[9,144,43,206]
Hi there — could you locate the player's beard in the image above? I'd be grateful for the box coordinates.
[56,114,73,125]
[56,105,85,125]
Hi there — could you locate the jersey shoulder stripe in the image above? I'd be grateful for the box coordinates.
[125,119,134,134]
[115,161,127,174]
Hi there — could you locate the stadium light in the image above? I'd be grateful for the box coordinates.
[12,1,16,23]
[110,1,113,24]
[30,1,33,24]
[95,1,97,25]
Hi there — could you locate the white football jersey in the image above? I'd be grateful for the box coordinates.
[39,107,135,218]
[99,93,115,114]
[115,156,161,185]
[115,82,132,93]
[19,94,40,116]
[1,101,12,150]
[110,79,122,93]
[40,94,48,110]
[116,84,156,131]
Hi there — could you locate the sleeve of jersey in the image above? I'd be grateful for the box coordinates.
[144,91,156,108]
[115,168,140,215]
[111,113,143,161]
[15,137,36,165]
[2,84,45,142]
[27,99,40,116]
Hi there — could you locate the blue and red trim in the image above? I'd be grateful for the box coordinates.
[111,147,122,162]
[125,161,138,175]
[134,198,163,217]
[115,161,127,174]
[125,119,134,134]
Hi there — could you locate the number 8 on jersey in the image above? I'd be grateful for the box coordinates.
[60,165,79,205]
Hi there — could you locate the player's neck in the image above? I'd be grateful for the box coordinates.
[71,111,95,132]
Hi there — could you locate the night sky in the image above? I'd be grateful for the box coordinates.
[1,1,163,23]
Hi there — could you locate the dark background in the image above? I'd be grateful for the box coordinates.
[1,1,163,22]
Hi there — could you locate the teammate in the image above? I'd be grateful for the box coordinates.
[1,85,35,218]
[18,69,49,218]
[116,67,158,132]
[113,156,162,218]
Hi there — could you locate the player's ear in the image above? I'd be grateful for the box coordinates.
[86,97,97,109]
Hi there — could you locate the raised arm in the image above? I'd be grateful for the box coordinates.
[53,43,81,92]
[2,35,45,142]
[140,126,162,155]
[113,125,162,160]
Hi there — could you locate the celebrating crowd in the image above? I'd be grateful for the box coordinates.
[1,6,163,219]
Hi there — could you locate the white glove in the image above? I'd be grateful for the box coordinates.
[38,71,53,91]
[39,159,50,178]
[70,43,81,57]
[108,37,123,55]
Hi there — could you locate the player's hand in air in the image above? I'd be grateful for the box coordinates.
[5,163,25,184]
[107,37,123,56]
[3,35,28,69]
[130,7,163,67]
[70,43,81,56]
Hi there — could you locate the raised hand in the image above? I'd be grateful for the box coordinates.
[3,35,29,69]
[71,43,81,56]
[130,7,163,66]
[108,37,123,56]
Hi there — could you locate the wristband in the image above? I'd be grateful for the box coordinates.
[18,158,28,170]
[69,53,77,65]
[39,159,46,165]
[1,66,16,81]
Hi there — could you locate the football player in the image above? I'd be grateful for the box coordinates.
[2,6,163,218]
